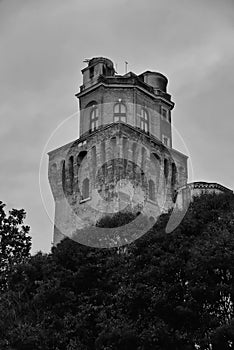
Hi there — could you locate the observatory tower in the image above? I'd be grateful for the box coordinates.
[48,57,188,245]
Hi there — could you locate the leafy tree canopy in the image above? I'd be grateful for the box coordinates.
[1,193,234,350]
[0,201,31,290]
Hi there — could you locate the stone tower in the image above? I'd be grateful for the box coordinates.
[48,57,188,245]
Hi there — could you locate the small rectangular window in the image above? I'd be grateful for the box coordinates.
[161,107,169,121]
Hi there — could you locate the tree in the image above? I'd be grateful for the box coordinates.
[0,201,31,290]
[1,193,234,349]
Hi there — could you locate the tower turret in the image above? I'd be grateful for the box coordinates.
[81,57,115,89]
[140,71,168,93]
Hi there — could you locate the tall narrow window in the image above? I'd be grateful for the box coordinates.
[132,143,138,178]
[123,137,128,176]
[110,137,117,176]
[68,156,74,193]
[77,151,87,168]
[114,102,126,123]
[92,146,97,179]
[164,158,169,179]
[141,147,147,173]
[149,179,156,201]
[90,106,99,132]
[101,142,106,164]
[123,137,128,160]
[100,141,106,176]
[77,151,87,193]
[140,108,149,133]
[61,160,66,193]
[82,178,90,200]
[132,143,138,164]
[171,163,177,187]
[161,106,169,122]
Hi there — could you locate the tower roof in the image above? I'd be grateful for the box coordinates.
[82,57,114,72]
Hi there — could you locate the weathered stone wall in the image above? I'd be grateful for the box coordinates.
[48,123,187,245]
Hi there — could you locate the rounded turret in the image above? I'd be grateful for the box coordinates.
[141,71,168,92]
[88,57,114,72]
[81,57,115,88]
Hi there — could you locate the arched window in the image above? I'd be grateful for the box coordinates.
[90,106,99,132]
[114,102,126,123]
[149,179,156,201]
[82,178,90,200]
[77,151,87,168]
[140,108,149,133]
[77,152,87,189]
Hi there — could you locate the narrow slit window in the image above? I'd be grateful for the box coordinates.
[68,156,74,193]
[164,158,169,179]
[149,179,156,201]
[90,106,99,132]
[140,108,149,133]
[61,160,66,193]
[82,178,90,199]
[171,163,177,187]
[161,106,169,122]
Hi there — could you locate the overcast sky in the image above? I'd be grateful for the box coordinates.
[1,0,234,253]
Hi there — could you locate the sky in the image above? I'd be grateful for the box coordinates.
[0,0,234,253]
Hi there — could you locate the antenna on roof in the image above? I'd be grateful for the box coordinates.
[125,61,128,74]
[115,63,118,74]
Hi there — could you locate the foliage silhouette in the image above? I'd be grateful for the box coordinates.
[1,193,234,349]
[0,201,31,291]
